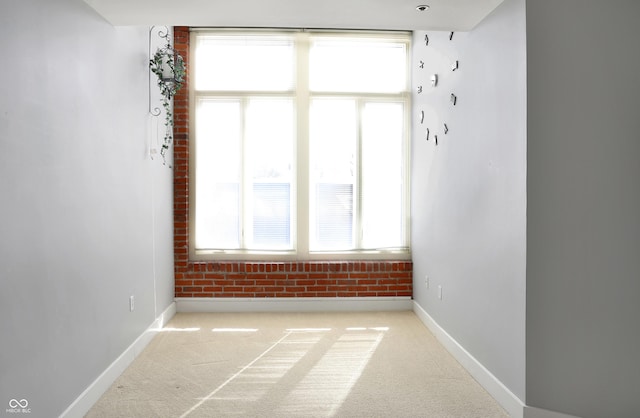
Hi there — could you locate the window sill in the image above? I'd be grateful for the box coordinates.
[190,249,411,262]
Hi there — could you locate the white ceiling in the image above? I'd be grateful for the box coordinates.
[83,0,504,31]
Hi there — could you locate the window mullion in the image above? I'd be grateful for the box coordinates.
[296,32,310,258]
[355,98,364,249]
[240,97,248,249]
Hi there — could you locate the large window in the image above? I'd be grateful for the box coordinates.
[191,30,410,260]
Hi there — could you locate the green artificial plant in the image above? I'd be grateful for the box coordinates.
[149,41,186,165]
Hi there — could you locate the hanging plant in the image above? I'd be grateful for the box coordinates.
[149,41,186,165]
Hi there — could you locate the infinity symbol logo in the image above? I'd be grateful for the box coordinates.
[9,399,28,408]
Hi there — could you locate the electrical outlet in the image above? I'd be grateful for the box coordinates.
[438,285,443,300]
[425,275,430,289]
[129,295,135,312]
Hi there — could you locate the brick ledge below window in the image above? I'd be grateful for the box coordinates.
[175,260,413,298]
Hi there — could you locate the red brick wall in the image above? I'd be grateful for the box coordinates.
[172,27,412,299]
[175,261,412,298]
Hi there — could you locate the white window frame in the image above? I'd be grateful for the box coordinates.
[189,28,411,261]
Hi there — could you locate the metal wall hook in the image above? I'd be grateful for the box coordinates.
[149,25,170,116]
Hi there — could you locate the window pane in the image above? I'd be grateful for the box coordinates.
[314,183,354,249]
[310,38,407,93]
[252,183,291,248]
[309,99,356,250]
[195,35,294,91]
[361,102,405,248]
[245,99,294,250]
[195,99,242,249]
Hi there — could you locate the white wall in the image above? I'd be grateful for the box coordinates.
[0,0,174,416]
[411,0,527,403]
[526,1,640,417]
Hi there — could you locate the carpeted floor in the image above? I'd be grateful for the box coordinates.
[86,311,508,417]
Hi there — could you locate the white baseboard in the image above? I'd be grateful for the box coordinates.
[413,301,525,418]
[524,406,582,418]
[59,302,177,418]
[176,297,413,313]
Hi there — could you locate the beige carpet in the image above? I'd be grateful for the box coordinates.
[86,311,508,417]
